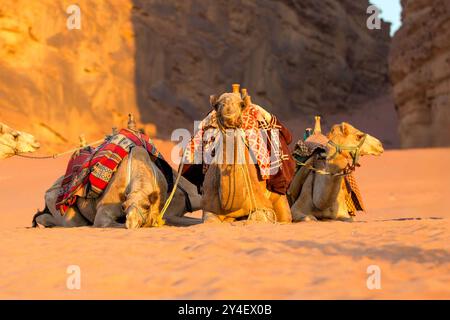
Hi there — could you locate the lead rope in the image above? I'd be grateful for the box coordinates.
[15,138,105,159]
[154,147,186,227]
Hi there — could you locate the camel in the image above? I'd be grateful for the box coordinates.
[0,122,40,159]
[288,121,384,222]
[33,146,202,228]
[201,88,292,224]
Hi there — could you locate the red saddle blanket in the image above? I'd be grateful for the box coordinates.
[55,129,163,214]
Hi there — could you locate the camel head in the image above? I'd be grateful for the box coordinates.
[0,123,40,159]
[327,122,384,167]
[210,92,245,129]
[123,190,161,229]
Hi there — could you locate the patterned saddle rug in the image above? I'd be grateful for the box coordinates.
[55,129,164,214]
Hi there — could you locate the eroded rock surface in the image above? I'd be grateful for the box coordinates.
[390,0,450,147]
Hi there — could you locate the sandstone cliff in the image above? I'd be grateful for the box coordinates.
[0,1,143,152]
[132,0,392,136]
[0,0,393,152]
[390,0,450,148]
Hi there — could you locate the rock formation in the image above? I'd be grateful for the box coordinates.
[0,0,392,152]
[132,0,392,136]
[0,1,142,152]
[390,0,450,148]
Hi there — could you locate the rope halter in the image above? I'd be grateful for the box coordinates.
[326,134,367,170]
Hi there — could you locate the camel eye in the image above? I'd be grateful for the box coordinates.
[142,204,151,211]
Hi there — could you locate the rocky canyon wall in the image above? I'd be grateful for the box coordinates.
[132,0,392,137]
[0,1,143,151]
[390,0,450,148]
[0,0,392,152]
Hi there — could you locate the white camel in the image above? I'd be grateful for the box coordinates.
[0,122,40,159]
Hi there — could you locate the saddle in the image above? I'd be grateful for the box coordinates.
[55,128,174,214]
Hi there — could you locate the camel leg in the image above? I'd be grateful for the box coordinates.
[202,211,223,223]
[291,198,318,222]
[290,175,318,222]
[165,215,203,226]
[61,206,90,227]
[163,191,203,226]
[33,212,57,227]
[188,192,202,211]
[272,195,292,223]
[93,204,125,228]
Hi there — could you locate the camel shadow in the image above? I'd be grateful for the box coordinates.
[282,240,450,265]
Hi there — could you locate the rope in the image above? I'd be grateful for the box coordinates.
[295,134,367,177]
[15,138,105,159]
[154,148,186,227]
[295,159,352,177]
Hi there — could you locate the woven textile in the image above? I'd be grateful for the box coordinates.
[56,129,163,214]
[184,104,282,179]
[344,173,365,215]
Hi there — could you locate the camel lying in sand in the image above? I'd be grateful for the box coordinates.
[0,122,40,159]
[33,146,202,228]
[288,122,384,222]
[201,92,292,224]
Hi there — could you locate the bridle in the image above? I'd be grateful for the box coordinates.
[296,134,367,177]
[326,134,367,170]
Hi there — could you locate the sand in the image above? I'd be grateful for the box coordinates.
[0,145,449,299]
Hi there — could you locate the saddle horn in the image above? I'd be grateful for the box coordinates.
[128,113,137,131]
[314,116,322,134]
[244,95,252,108]
[232,83,240,94]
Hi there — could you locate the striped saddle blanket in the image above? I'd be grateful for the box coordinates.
[55,129,163,214]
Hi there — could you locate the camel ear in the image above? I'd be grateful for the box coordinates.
[148,191,158,205]
[340,123,349,136]
[210,95,219,110]
[119,192,127,202]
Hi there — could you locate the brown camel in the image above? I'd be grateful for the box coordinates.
[288,122,384,222]
[33,146,202,228]
[0,122,40,159]
[201,90,292,224]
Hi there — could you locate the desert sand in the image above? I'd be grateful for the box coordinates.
[0,143,449,299]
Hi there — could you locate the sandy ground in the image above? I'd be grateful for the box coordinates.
[0,145,449,299]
